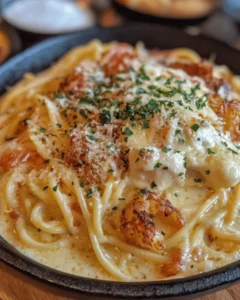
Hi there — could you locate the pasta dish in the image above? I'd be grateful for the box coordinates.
[115,0,218,19]
[1,41,240,281]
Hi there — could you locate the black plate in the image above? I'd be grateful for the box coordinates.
[1,24,240,299]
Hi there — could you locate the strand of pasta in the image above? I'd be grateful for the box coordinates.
[165,192,220,248]
[225,183,240,224]
[31,202,68,234]
[70,174,133,280]
[16,217,67,249]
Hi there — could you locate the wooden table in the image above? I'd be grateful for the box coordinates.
[0,261,239,300]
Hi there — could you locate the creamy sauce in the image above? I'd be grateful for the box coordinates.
[0,184,212,280]
[1,42,240,281]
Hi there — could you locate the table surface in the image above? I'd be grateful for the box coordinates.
[0,261,239,300]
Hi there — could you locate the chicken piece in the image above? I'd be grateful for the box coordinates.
[209,94,240,142]
[169,61,225,92]
[0,149,44,170]
[161,248,184,277]
[120,192,185,252]
[101,43,136,77]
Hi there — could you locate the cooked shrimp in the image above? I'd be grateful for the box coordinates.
[220,99,240,141]
[209,94,240,141]
[66,122,120,184]
[101,43,136,77]
[120,192,185,252]
[59,72,87,97]
[169,61,225,92]
[0,149,44,170]
[161,248,184,277]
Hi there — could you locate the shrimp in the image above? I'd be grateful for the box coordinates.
[0,149,44,170]
[59,72,87,98]
[169,61,225,92]
[101,43,136,77]
[209,94,240,141]
[161,248,184,277]
[120,191,185,252]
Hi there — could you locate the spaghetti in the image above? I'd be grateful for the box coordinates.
[1,41,240,281]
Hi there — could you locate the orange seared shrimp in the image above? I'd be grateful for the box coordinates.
[161,248,184,277]
[101,43,136,77]
[120,191,185,252]
[0,149,44,170]
[220,99,240,142]
[59,72,87,98]
[169,61,225,92]
[209,94,240,141]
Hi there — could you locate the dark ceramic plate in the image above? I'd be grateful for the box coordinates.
[1,24,240,300]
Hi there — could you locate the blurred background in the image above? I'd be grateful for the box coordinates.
[0,0,240,65]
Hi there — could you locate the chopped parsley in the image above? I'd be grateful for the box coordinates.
[108,168,114,173]
[221,141,239,155]
[191,123,200,132]
[150,181,157,189]
[136,87,146,94]
[179,138,185,144]
[43,186,48,191]
[40,127,46,133]
[100,109,111,125]
[80,182,85,188]
[53,184,59,192]
[119,197,125,201]
[142,119,150,129]
[154,162,162,169]
[205,170,211,175]
[87,188,93,198]
[79,109,88,119]
[207,148,216,155]
[86,135,98,142]
[196,94,208,110]
[123,127,133,136]
[175,129,181,136]
[162,147,172,153]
